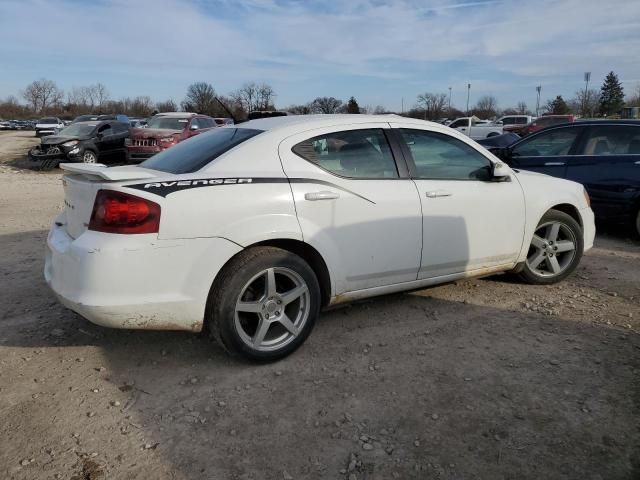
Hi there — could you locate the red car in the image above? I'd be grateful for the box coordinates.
[126,113,227,163]
[520,115,575,136]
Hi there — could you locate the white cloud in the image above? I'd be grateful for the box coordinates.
[0,0,639,106]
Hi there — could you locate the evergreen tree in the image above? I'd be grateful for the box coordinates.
[346,96,360,114]
[598,71,625,116]
[545,95,570,115]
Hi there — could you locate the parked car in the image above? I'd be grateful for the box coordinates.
[490,120,640,235]
[129,118,147,128]
[29,120,129,168]
[35,117,65,137]
[72,114,100,124]
[0,120,14,130]
[45,115,594,361]
[247,111,287,120]
[213,117,235,126]
[98,114,130,124]
[496,115,535,134]
[476,132,521,149]
[520,115,575,136]
[125,112,218,163]
[448,116,503,139]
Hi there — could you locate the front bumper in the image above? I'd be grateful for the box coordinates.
[581,207,596,253]
[45,219,242,332]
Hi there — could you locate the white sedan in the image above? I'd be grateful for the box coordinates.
[46,115,595,361]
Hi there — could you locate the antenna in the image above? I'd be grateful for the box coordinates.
[214,97,239,124]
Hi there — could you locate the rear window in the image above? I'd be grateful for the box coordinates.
[139,128,263,174]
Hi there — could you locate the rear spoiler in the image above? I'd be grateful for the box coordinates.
[60,163,157,181]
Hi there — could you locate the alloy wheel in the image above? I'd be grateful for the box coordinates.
[234,267,310,352]
[83,151,97,164]
[526,220,577,278]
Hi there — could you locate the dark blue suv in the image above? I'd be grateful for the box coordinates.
[494,120,640,236]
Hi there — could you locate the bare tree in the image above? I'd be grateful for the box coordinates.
[416,92,448,120]
[232,82,276,112]
[130,96,154,117]
[95,83,110,111]
[310,97,343,114]
[22,78,64,113]
[181,82,218,114]
[627,83,640,107]
[473,95,498,118]
[569,88,600,117]
[516,101,528,115]
[155,99,178,113]
[373,105,387,114]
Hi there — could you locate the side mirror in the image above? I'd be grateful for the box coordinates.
[96,132,104,139]
[491,161,511,180]
[190,124,199,131]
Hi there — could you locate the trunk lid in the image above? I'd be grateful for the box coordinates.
[60,163,159,238]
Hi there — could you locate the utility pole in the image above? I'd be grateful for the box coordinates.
[466,83,471,115]
[582,72,591,117]
[448,86,452,113]
[535,85,542,117]
[401,97,404,114]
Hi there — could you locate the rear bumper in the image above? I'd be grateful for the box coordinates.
[45,218,242,332]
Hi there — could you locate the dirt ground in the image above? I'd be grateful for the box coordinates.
[1,130,639,479]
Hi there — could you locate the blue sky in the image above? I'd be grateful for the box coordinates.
[1,0,639,112]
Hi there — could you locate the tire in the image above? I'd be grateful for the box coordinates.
[518,209,584,285]
[207,247,320,362]
[82,150,98,164]
[635,208,640,238]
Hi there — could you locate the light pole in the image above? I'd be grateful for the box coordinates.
[535,85,542,117]
[582,72,591,117]
[466,83,471,115]
[448,86,452,113]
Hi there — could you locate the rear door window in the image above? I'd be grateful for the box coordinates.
[292,129,398,179]
[577,125,640,155]
[140,128,263,174]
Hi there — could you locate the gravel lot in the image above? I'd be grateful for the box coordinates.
[1,130,639,479]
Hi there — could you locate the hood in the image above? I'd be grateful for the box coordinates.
[41,135,81,145]
[130,127,182,138]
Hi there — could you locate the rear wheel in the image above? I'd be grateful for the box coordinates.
[519,209,584,284]
[635,208,640,238]
[207,247,320,361]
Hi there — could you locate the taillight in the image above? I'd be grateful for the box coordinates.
[89,190,161,234]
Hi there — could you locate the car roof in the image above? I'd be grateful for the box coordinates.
[573,119,640,125]
[156,112,198,118]
[237,114,414,132]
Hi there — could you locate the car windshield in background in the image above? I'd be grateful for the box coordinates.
[145,117,190,130]
[60,123,97,137]
[140,128,263,174]
[39,118,58,124]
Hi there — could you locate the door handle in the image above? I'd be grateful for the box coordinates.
[544,162,565,166]
[426,190,452,198]
[304,191,340,201]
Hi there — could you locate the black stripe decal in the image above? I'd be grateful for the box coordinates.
[124,177,375,203]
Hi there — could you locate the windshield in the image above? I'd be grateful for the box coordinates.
[145,116,190,130]
[59,123,97,137]
[39,118,58,124]
[140,128,263,174]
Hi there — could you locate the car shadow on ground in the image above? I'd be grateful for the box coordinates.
[1,230,639,479]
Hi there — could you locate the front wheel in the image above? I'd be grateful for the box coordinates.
[207,247,320,361]
[518,209,584,284]
[82,150,97,164]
